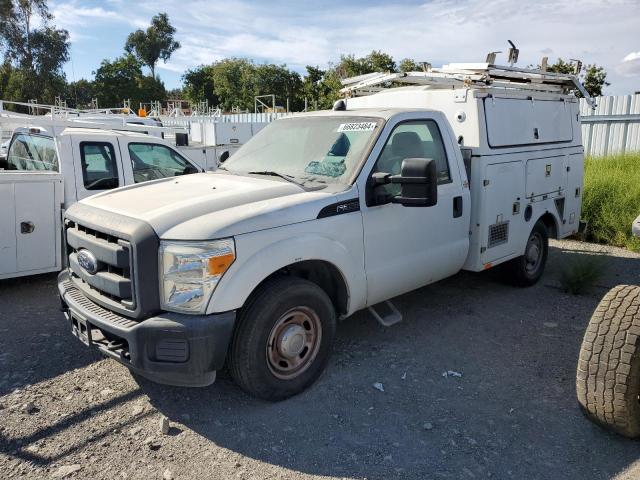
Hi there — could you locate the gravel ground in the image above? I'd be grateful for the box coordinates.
[1,239,640,480]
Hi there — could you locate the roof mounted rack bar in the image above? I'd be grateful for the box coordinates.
[339,62,595,108]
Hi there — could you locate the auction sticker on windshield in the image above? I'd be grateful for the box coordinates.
[337,122,377,132]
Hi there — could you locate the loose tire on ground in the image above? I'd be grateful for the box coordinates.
[576,285,640,438]
[503,220,548,287]
[228,276,337,401]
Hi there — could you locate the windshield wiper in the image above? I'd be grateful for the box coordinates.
[248,170,305,187]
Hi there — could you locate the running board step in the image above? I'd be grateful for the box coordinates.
[368,301,403,327]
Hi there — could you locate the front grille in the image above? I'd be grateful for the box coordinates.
[66,220,136,314]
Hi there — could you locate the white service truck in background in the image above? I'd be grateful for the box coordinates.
[0,127,201,279]
[58,63,587,400]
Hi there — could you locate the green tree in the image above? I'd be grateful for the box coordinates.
[367,50,396,72]
[66,79,95,108]
[335,50,397,78]
[137,75,167,104]
[92,54,165,108]
[0,0,69,103]
[302,65,326,110]
[399,58,422,72]
[93,55,141,107]
[210,58,256,111]
[125,12,180,78]
[316,69,342,109]
[303,66,343,109]
[182,65,218,106]
[253,63,303,111]
[582,64,609,97]
[547,58,610,97]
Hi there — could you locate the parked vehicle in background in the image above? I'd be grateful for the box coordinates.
[0,126,201,279]
[0,140,8,164]
[576,213,640,438]
[58,62,589,400]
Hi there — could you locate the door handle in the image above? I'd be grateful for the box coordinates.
[453,196,463,218]
[20,221,35,234]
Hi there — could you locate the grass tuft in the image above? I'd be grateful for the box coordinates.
[559,255,605,295]
[582,153,640,252]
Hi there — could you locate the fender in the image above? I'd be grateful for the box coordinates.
[516,207,560,256]
[206,229,367,316]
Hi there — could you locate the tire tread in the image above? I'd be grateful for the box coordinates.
[576,284,640,438]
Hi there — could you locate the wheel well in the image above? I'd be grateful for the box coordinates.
[253,260,349,316]
[538,212,558,239]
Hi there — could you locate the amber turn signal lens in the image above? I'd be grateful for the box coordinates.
[208,253,235,275]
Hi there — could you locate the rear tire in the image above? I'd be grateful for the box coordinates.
[228,276,336,401]
[504,220,548,286]
[576,285,640,438]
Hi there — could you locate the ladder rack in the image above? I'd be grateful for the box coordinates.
[340,63,595,108]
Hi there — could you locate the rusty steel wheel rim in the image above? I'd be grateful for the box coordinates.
[266,306,322,380]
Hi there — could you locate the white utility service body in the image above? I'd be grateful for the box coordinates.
[0,127,200,279]
[346,85,583,272]
[57,63,587,400]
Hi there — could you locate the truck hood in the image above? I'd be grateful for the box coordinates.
[81,172,337,239]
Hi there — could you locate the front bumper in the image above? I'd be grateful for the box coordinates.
[58,270,236,387]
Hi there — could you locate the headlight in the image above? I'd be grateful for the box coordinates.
[159,239,235,313]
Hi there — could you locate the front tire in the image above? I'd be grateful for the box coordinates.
[576,285,640,438]
[504,220,548,286]
[228,276,336,401]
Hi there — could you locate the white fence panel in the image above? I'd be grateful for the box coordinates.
[581,94,640,156]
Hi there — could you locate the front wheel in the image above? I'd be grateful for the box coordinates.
[228,276,336,401]
[504,220,548,287]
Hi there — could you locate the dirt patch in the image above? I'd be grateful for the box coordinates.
[1,240,640,479]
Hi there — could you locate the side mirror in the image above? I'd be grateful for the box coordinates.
[390,158,438,207]
[183,164,199,175]
[218,150,230,164]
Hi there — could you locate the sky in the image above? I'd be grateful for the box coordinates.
[50,0,640,95]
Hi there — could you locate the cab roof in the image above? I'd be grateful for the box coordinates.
[288,107,439,120]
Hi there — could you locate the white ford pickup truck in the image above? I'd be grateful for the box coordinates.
[58,64,587,400]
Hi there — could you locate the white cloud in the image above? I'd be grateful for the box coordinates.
[623,52,640,62]
[54,0,640,94]
[618,51,640,77]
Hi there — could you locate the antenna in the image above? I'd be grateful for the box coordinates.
[507,40,519,66]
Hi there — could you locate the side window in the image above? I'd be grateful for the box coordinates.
[7,134,59,171]
[128,143,196,183]
[371,120,451,198]
[80,142,119,190]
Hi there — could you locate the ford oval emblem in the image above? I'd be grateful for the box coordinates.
[77,249,99,275]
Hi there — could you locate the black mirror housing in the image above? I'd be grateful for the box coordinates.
[390,158,438,207]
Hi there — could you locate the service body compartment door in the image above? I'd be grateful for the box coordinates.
[484,98,573,147]
[0,173,64,279]
[0,181,17,274]
[525,155,568,199]
[562,152,584,236]
[481,161,523,264]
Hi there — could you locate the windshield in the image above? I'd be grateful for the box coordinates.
[5,133,58,171]
[222,116,383,186]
